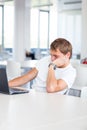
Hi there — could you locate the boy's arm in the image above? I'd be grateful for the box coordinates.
[8,68,38,88]
[46,64,67,93]
[46,57,69,93]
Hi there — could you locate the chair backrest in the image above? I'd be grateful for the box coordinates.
[6,60,21,80]
[73,64,87,87]
[70,59,80,68]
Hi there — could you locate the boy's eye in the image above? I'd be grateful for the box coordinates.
[54,55,58,58]
[51,55,59,58]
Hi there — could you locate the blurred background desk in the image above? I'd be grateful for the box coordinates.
[0,60,7,66]
[0,59,37,78]
[0,91,87,130]
[0,59,37,68]
[21,60,37,68]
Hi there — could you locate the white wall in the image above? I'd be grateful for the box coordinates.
[13,0,31,62]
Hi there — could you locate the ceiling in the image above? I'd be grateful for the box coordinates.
[31,0,53,7]
[0,0,13,2]
[0,0,54,7]
[0,0,13,5]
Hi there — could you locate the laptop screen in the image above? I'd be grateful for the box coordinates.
[0,68,10,94]
[0,67,29,94]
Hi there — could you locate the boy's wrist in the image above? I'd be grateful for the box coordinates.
[48,63,57,70]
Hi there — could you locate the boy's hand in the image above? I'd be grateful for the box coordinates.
[53,56,68,67]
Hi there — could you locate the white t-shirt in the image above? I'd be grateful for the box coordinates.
[31,56,76,94]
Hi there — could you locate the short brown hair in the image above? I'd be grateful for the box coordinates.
[50,38,72,59]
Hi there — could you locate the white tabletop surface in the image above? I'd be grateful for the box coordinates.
[0,89,87,130]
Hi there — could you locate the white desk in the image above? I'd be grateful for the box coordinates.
[0,90,87,130]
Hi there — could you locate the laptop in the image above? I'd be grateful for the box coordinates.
[0,68,29,94]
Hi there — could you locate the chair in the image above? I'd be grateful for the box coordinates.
[70,59,80,68]
[66,63,87,97]
[72,64,87,89]
[6,60,21,80]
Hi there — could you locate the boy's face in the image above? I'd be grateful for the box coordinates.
[50,49,70,62]
[50,49,66,62]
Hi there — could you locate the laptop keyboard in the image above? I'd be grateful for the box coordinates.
[9,87,29,94]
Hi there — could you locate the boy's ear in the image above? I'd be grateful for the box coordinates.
[66,52,70,59]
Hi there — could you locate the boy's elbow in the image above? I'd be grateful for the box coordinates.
[46,85,55,93]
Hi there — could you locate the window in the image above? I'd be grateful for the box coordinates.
[30,8,38,48]
[39,10,49,48]
[0,2,14,53]
[30,9,49,49]
[58,11,82,58]
[4,4,14,50]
